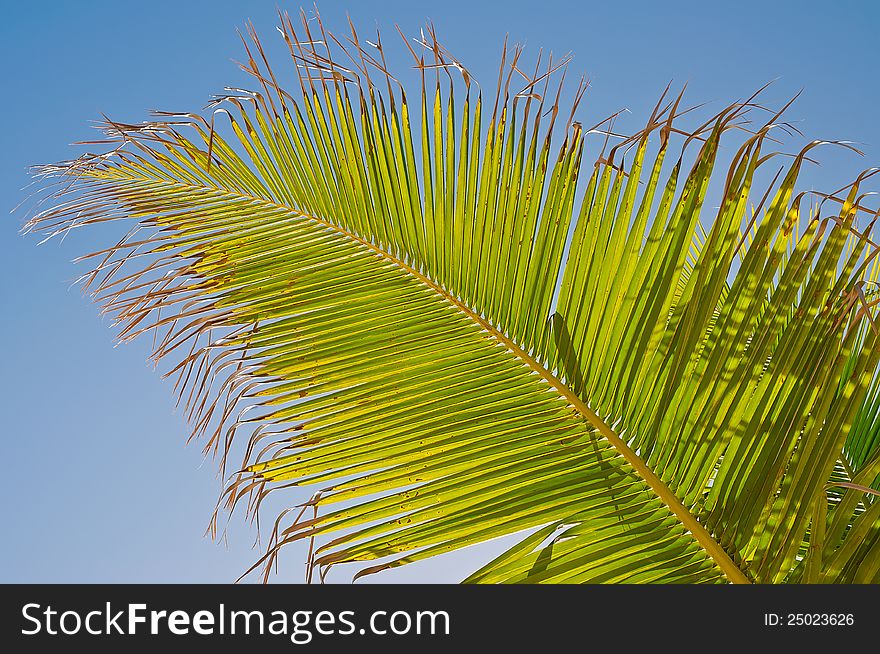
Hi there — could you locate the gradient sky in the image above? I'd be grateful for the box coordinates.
[2,0,879,583]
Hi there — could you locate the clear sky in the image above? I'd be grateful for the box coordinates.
[2,0,879,583]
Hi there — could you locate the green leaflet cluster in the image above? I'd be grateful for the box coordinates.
[26,9,880,583]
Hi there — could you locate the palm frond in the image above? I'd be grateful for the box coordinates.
[22,8,880,583]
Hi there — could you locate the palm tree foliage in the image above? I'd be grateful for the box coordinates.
[24,9,880,583]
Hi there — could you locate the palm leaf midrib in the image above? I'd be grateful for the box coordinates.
[102,166,750,582]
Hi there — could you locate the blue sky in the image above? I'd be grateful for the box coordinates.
[2,0,878,583]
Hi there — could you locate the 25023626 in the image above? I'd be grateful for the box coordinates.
[764,613,854,626]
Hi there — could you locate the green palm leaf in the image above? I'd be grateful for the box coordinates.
[23,10,880,583]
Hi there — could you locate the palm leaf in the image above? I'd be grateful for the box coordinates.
[22,9,880,583]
